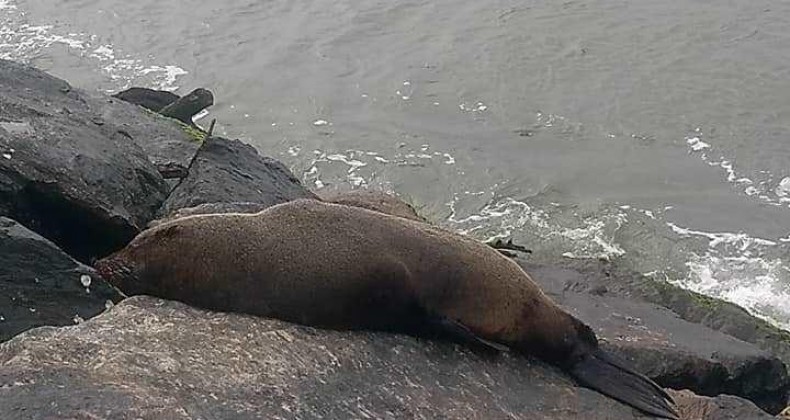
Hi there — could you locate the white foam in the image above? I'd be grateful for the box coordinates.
[445,194,627,260]
[686,137,710,151]
[140,65,188,91]
[685,129,790,208]
[776,177,790,197]
[459,101,489,113]
[0,2,187,91]
[668,223,777,248]
[326,154,367,172]
[678,252,790,329]
[90,45,114,60]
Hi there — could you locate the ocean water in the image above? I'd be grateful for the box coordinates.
[3,0,789,327]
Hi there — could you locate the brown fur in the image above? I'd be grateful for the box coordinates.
[97,199,579,358]
[320,189,426,223]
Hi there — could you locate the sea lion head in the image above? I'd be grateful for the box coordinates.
[94,221,188,296]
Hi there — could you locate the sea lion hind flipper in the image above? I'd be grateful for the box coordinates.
[427,315,510,353]
[570,349,679,419]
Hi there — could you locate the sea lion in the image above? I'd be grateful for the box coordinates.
[319,189,426,222]
[95,199,678,419]
[322,189,531,256]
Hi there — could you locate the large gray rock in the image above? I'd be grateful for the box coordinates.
[0,59,199,261]
[160,136,317,216]
[521,259,789,414]
[0,296,658,420]
[112,87,179,112]
[527,257,790,369]
[0,217,122,343]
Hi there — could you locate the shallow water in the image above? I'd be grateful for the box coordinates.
[3,0,789,327]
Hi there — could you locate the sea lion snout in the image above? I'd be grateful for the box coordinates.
[95,255,140,293]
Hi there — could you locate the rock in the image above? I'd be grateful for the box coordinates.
[0,296,659,420]
[527,256,790,367]
[520,259,790,414]
[158,88,214,125]
[526,258,790,370]
[88,90,202,182]
[0,217,122,343]
[159,136,317,217]
[667,389,773,420]
[0,59,181,261]
[112,87,179,112]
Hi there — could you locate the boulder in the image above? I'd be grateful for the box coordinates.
[0,217,122,343]
[0,59,199,260]
[525,258,790,369]
[0,296,659,420]
[521,259,789,414]
[112,87,179,112]
[667,389,773,420]
[158,88,214,125]
[159,136,317,217]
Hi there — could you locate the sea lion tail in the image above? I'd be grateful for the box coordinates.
[570,349,679,419]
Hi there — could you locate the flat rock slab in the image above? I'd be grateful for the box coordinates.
[522,260,788,414]
[0,59,198,260]
[160,136,317,216]
[0,217,122,343]
[0,296,657,420]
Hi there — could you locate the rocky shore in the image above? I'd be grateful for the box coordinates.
[0,59,788,419]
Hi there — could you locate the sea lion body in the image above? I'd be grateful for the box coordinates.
[319,189,426,223]
[97,199,677,418]
[103,200,560,349]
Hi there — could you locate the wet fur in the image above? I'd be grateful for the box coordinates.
[102,199,573,355]
[319,189,426,223]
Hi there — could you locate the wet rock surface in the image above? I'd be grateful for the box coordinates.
[520,258,789,414]
[112,87,180,112]
[0,59,198,260]
[0,296,658,420]
[546,258,790,369]
[159,136,317,217]
[0,217,122,343]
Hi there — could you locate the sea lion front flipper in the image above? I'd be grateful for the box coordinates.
[571,349,679,419]
[428,315,510,353]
